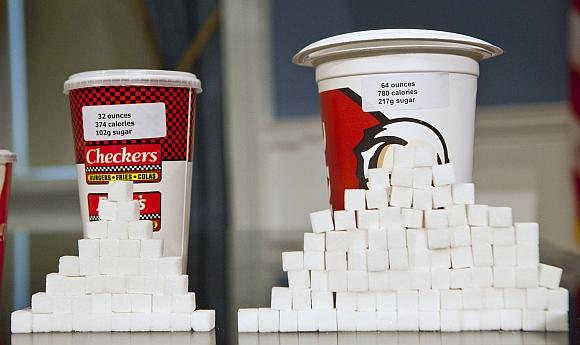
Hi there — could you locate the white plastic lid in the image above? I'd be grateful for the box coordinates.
[0,150,16,164]
[63,69,202,94]
[293,29,503,67]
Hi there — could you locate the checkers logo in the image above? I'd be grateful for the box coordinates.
[84,144,162,184]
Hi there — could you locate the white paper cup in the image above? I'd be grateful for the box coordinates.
[64,70,201,266]
[293,29,502,210]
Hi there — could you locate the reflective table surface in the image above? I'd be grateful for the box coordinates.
[0,230,578,344]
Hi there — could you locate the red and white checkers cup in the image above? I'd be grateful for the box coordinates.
[64,70,201,259]
[293,29,502,210]
[0,150,16,286]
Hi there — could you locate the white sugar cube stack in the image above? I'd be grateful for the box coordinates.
[238,144,569,333]
[11,181,215,333]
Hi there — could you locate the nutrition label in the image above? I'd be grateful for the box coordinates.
[82,103,167,141]
[361,72,449,112]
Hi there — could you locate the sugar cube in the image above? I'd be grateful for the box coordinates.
[356,210,379,229]
[31,292,52,313]
[401,209,422,229]
[191,310,215,332]
[141,239,163,258]
[297,310,317,332]
[451,246,473,268]
[406,228,427,250]
[412,188,432,211]
[471,226,492,245]
[333,210,355,231]
[86,220,108,239]
[446,205,467,227]
[493,227,515,245]
[310,209,334,233]
[78,239,99,258]
[170,313,191,332]
[367,167,390,187]
[328,271,347,292]
[387,228,406,249]
[500,309,522,331]
[425,210,449,229]
[539,264,563,289]
[98,199,117,221]
[397,310,419,331]
[108,220,129,239]
[473,267,494,288]
[52,313,73,332]
[516,266,539,288]
[356,311,377,331]
[376,311,397,331]
[391,167,413,187]
[414,145,435,167]
[431,268,450,290]
[31,313,52,333]
[365,189,389,209]
[522,309,546,331]
[502,288,525,309]
[462,287,483,309]
[282,251,304,271]
[432,163,456,186]
[493,267,516,288]
[388,248,409,270]
[493,245,516,266]
[325,252,346,271]
[461,310,481,331]
[99,256,118,275]
[85,275,106,294]
[374,292,395,311]
[303,233,325,252]
[139,258,159,276]
[310,271,329,291]
[450,268,472,288]
[58,256,80,276]
[440,289,462,309]
[515,222,539,244]
[52,295,72,314]
[347,271,369,291]
[449,225,471,247]
[526,287,548,309]
[548,288,569,311]
[344,189,366,211]
[116,200,140,221]
[106,275,126,294]
[79,257,99,278]
[172,293,196,313]
[112,313,132,332]
[367,229,387,251]
[45,273,65,296]
[417,311,439,331]
[337,310,356,331]
[130,293,152,313]
[439,310,461,332]
[472,244,493,267]
[325,232,349,252]
[65,276,86,296]
[238,308,259,332]
[467,204,488,226]
[396,290,418,311]
[99,239,120,257]
[347,250,367,271]
[545,311,569,331]
[335,292,357,311]
[317,310,337,332]
[379,206,402,228]
[118,257,140,275]
[128,220,153,239]
[112,293,132,313]
[517,244,539,266]
[347,230,368,250]
[418,289,440,311]
[427,229,450,249]
[303,252,324,270]
[426,249,448,271]
[279,310,298,332]
[389,186,413,208]
[311,291,333,310]
[271,287,292,310]
[91,293,112,313]
[488,207,512,227]
[451,183,474,205]
[432,185,452,209]
[288,270,310,289]
[394,145,415,168]
[356,292,376,311]
[11,309,32,333]
[107,181,133,201]
[70,295,91,314]
[128,313,150,332]
[413,167,432,189]
[408,249,430,270]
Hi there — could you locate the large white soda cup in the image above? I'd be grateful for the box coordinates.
[64,70,201,263]
[293,29,502,210]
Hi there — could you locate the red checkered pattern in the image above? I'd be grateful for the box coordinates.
[68,85,196,163]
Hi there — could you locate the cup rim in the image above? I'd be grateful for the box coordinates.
[293,29,503,67]
[63,69,202,94]
[0,150,16,163]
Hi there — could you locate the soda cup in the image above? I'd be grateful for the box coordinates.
[64,70,201,262]
[0,150,16,287]
[293,29,502,210]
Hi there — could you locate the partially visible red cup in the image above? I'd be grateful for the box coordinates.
[0,150,16,287]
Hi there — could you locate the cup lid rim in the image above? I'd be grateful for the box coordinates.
[0,150,16,163]
[293,29,503,67]
[63,69,202,94]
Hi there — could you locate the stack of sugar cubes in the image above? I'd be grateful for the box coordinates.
[11,181,215,333]
[238,144,568,333]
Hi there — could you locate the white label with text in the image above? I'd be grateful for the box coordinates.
[82,103,167,141]
[361,72,449,112]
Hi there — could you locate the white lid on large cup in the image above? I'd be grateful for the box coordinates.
[63,69,202,94]
[293,29,503,67]
[0,150,16,163]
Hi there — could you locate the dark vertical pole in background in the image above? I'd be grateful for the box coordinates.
[143,0,228,336]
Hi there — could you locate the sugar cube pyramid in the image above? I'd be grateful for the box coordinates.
[238,144,569,333]
[11,181,215,333]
